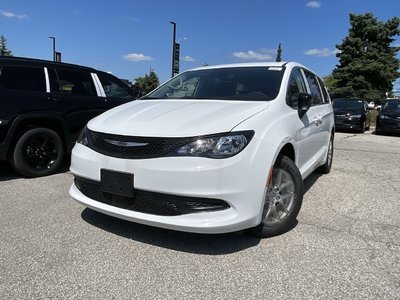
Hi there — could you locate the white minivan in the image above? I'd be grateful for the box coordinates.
[69,62,334,237]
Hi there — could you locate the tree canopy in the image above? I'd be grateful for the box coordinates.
[328,13,400,102]
[276,43,282,62]
[133,69,160,97]
[0,35,13,56]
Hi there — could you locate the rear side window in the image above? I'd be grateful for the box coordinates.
[48,68,61,93]
[0,66,46,92]
[304,70,323,105]
[97,73,134,100]
[56,69,96,96]
[318,77,330,104]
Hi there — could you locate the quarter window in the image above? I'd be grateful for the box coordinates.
[0,66,46,92]
[304,70,323,105]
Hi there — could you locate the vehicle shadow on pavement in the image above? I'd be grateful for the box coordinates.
[0,162,19,181]
[81,208,261,254]
[0,159,71,182]
[79,171,321,253]
[303,172,322,195]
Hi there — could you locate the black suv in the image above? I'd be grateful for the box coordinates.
[332,98,371,133]
[0,56,135,177]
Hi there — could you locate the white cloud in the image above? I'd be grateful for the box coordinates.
[304,48,336,57]
[233,50,273,61]
[0,10,28,19]
[123,53,154,62]
[306,1,321,9]
[182,56,195,62]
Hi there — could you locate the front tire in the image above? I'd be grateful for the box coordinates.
[11,128,65,177]
[246,155,304,238]
[360,120,366,133]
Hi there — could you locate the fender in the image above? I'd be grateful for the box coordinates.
[0,112,70,160]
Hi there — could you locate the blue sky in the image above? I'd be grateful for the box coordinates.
[1,0,400,89]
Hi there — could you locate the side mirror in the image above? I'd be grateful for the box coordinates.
[298,93,313,117]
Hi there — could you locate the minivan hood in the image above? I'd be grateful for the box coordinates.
[88,99,269,137]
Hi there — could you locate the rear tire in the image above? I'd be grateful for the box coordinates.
[11,128,64,177]
[317,135,333,174]
[246,155,303,238]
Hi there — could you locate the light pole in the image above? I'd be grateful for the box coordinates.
[49,36,56,62]
[170,21,176,77]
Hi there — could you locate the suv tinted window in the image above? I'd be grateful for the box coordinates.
[97,73,134,100]
[286,69,307,109]
[56,69,96,96]
[304,70,323,105]
[0,66,46,92]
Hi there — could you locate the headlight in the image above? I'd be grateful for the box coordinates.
[168,131,254,158]
[379,115,390,120]
[350,114,361,118]
[77,126,90,146]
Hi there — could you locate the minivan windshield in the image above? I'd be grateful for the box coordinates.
[333,99,363,110]
[382,99,400,111]
[144,67,285,101]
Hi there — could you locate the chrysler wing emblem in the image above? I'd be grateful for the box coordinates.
[104,139,148,147]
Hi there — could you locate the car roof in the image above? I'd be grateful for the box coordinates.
[333,98,364,101]
[189,61,307,71]
[0,56,97,72]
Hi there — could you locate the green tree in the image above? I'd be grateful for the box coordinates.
[330,13,400,102]
[323,74,338,93]
[0,34,13,56]
[133,69,160,95]
[276,43,282,62]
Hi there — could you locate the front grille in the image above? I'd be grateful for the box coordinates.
[74,177,230,216]
[88,130,195,159]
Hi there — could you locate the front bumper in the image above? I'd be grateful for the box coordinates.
[334,116,363,130]
[376,118,400,133]
[69,139,274,234]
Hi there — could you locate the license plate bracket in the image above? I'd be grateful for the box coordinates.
[100,169,134,197]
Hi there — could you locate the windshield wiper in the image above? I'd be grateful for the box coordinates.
[140,96,159,100]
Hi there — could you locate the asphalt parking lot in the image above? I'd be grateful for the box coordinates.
[0,132,399,300]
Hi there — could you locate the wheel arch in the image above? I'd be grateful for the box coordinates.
[277,142,296,163]
[5,114,69,159]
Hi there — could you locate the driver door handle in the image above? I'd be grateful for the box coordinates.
[314,116,322,125]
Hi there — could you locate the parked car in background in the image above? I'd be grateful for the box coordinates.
[0,56,135,177]
[69,62,335,238]
[376,98,400,134]
[332,98,371,133]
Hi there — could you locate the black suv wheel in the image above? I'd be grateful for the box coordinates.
[11,128,65,177]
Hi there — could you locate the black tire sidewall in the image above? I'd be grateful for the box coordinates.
[318,135,334,174]
[12,128,64,177]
